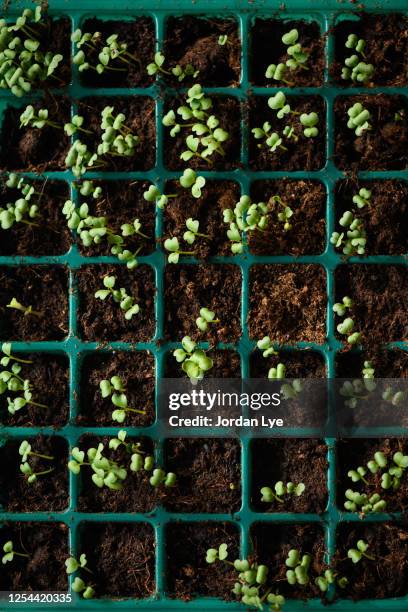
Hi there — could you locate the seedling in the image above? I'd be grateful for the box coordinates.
[218,35,230,46]
[162,84,229,164]
[331,187,371,256]
[164,237,195,263]
[0,173,44,230]
[19,439,54,484]
[146,51,198,82]
[95,275,140,320]
[256,337,302,399]
[252,122,288,154]
[6,297,42,318]
[300,112,319,138]
[315,570,348,592]
[257,336,278,358]
[346,449,408,503]
[342,34,374,83]
[196,308,220,332]
[99,375,146,423]
[261,481,305,503]
[347,540,374,564]
[223,195,269,254]
[347,103,372,136]
[285,549,311,585]
[20,105,61,129]
[173,336,213,382]
[340,360,376,408]
[265,28,309,84]
[333,297,361,345]
[143,170,206,211]
[382,386,406,406]
[344,489,387,513]
[2,540,29,564]
[65,553,95,599]
[72,28,140,76]
[183,218,209,245]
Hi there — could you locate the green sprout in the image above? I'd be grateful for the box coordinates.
[164,236,195,263]
[261,481,305,504]
[206,543,285,611]
[256,337,302,399]
[0,173,45,230]
[382,386,406,406]
[223,196,269,254]
[268,92,296,120]
[196,307,220,332]
[19,105,61,130]
[76,180,103,199]
[19,440,54,484]
[347,102,372,136]
[2,540,29,565]
[252,122,288,154]
[333,297,361,345]
[99,375,146,423]
[162,84,229,164]
[183,218,209,245]
[347,540,374,564]
[340,360,376,409]
[68,430,176,490]
[218,35,230,46]
[342,34,374,83]
[143,170,206,210]
[285,549,311,586]
[65,554,95,599]
[256,336,278,358]
[315,570,348,592]
[0,8,64,97]
[72,28,139,76]
[6,297,42,318]
[344,489,387,514]
[331,188,371,256]
[146,51,198,82]
[299,112,319,138]
[173,336,213,382]
[265,28,309,84]
[95,275,140,320]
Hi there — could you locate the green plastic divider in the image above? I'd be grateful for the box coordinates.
[0,0,407,610]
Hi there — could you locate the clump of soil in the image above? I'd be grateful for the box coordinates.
[1,353,69,427]
[82,522,155,597]
[77,264,156,343]
[166,522,239,599]
[249,180,326,255]
[78,18,155,88]
[334,95,408,171]
[251,19,325,87]
[248,264,327,343]
[0,522,68,591]
[251,439,328,513]
[0,266,69,341]
[164,265,242,344]
[164,438,241,513]
[249,96,326,171]
[78,351,155,426]
[164,16,241,86]
[0,436,68,512]
[164,180,240,258]
[166,350,241,378]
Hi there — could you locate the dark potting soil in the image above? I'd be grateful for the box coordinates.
[249,96,326,171]
[78,97,156,171]
[77,435,159,513]
[336,348,408,378]
[76,180,156,258]
[337,438,408,514]
[250,523,326,599]
[251,19,325,87]
[0,436,68,512]
[332,13,408,87]
[248,180,326,256]
[0,522,68,591]
[334,179,408,256]
[334,94,408,171]
[164,16,241,87]
[1,353,69,428]
[335,522,408,599]
[0,97,71,172]
[81,522,155,598]
[0,266,69,341]
[164,438,241,513]
[250,350,326,378]
[166,349,241,378]
[164,96,241,171]
[78,18,155,88]
[164,180,240,258]
[164,264,242,344]
[78,351,155,427]
[248,264,327,344]
[334,265,408,347]
[0,179,71,256]
[77,264,156,343]
[251,439,328,514]
[166,522,239,600]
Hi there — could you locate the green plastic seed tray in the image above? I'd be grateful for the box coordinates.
[0,0,407,610]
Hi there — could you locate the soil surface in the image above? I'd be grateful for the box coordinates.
[0,97,71,172]
[0,266,69,341]
[251,439,328,513]
[0,522,68,591]
[1,353,69,427]
[164,17,241,87]
[81,522,155,597]
[336,349,408,378]
[337,438,408,514]
[77,264,156,343]
[251,349,326,378]
[0,436,68,512]
[249,96,326,171]
[166,522,239,600]
[335,522,408,599]
[251,19,325,87]
[166,349,241,378]
[78,97,156,171]
[249,180,326,256]
[0,179,71,256]
[78,18,155,88]
[164,264,241,344]
[248,264,327,343]
[164,438,241,513]
[164,96,241,171]
[164,180,240,258]
[76,180,156,258]
[332,13,408,87]
[78,351,155,426]
[334,94,408,171]
[334,265,408,347]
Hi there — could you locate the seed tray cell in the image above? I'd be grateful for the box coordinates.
[0,0,407,610]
